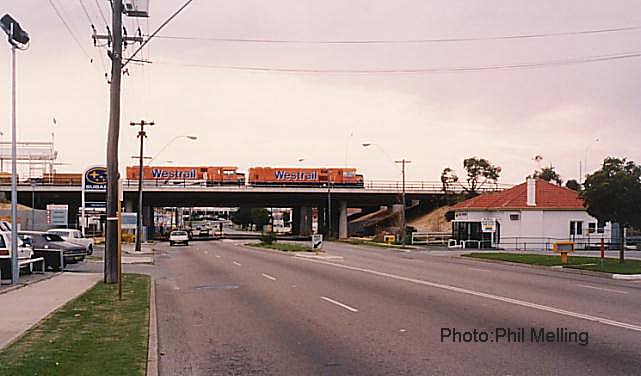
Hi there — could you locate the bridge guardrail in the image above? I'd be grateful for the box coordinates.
[1,179,511,193]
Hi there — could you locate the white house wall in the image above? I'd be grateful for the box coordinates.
[455,210,610,249]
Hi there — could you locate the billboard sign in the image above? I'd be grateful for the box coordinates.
[83,166,107,192]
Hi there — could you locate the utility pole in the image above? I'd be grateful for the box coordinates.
[395,159,411,244]
[105,1,123,284]
[130,120,154,253]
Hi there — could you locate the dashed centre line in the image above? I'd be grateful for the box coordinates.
[233,261,242,266]
[576,284,628,294]
[215,255,221,258]
[321,296,359,312]
[299,258,641,332]
[262,273,277,281]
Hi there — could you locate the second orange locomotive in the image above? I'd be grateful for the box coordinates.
[248,167,363,187]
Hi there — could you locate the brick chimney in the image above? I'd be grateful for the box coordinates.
[527,178,536,206]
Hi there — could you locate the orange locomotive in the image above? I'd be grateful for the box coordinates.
[248,167,364,187]
[126,166,245,185]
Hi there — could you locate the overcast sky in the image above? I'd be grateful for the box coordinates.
[1,1,640,184]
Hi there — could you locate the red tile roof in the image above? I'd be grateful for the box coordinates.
[451,179,585,211]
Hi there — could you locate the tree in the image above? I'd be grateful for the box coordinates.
[440,158,501,195]
[565,179,580,191]
[533,166,562,185]
[440,167,458,192]
[462,157,501,194]
[251,208,271,230]
[231,207,252,229]
[581,157,641,263]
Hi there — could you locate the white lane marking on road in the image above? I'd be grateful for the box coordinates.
[321,296,359,312]
[298,258,641,332]
[466,267,489,272]
[215,255,221,258]
[262,273,277,281]
[576,284,628,295]
[233,261,242,266]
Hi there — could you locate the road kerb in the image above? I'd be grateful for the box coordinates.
[146,277,159,376]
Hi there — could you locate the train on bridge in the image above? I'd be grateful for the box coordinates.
[125,166,365,187]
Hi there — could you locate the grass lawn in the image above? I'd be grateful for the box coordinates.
[0,273,150,376]
[464,253,641,274]
[250,242,316,252]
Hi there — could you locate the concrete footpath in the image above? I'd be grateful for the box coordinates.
[0,272,102,350]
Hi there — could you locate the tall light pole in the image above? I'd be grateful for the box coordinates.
[395,159,411,244]
[583,137,600,180]
[130,120,154,253]
[138,135,197,243]
[2,14,29,285]
[363,143,411,244]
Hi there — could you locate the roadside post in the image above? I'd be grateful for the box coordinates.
[118,181,123,301]
[312,234,323,254]
[553,241,575,264]
[600,237,605,267]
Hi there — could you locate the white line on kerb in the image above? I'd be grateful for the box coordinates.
[321,296,359,312]
[298,258,641,332]
[576,284,628,295]
[233,261,242,266]
[262,273,277,281]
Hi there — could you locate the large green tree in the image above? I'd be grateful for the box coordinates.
[581,157,641,262]
[251,208,271,230]
[231,207,252,229]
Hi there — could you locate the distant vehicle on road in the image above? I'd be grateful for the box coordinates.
[18,231,87,264]
[169,230,190,246]
[47,228,94,255]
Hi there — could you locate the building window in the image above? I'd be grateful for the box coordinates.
[570,221,583,236]
[509,213,520,221]
[588,223,596,234]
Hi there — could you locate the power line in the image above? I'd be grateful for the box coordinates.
[151,25,641,45]
[93,0,110,27]
[48,0,93,60]
[156,50,641,74]
[78,0,95,26]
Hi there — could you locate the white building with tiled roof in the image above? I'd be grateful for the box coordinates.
[450,178,612,250]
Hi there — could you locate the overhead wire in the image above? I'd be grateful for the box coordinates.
[48,0,94,60]
[151,25,641,44]
[156,50,641,75]
[93,0,110,27]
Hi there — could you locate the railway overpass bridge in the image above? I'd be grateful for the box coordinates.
[1,180,506,238]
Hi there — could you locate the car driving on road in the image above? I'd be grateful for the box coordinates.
[169,230,189,246]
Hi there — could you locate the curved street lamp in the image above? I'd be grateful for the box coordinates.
[135,134,198,252]
[363,143,411,244]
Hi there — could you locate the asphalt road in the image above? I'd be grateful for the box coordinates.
[154,240,641,375]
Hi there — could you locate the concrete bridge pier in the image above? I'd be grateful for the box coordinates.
[292,206,313,237]
[338,200,348,239]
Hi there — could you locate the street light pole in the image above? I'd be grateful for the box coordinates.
[130,120,154,253]
[2,15,30,285]
[10,42,18,284]
[395,159,411,244]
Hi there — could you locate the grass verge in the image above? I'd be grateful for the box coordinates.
[249,242,316,252]
[464,253,641,274]
[0,273,150,376]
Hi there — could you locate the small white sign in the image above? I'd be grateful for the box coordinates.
[47,204,68,226]
[121,212,138,229]
[481,218,496,233]
[455,212,468,219]
[312,234,323,249]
